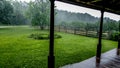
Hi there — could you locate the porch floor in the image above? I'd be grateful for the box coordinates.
[61,48,120,68]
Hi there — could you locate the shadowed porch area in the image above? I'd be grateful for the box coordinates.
[61,48,120,68]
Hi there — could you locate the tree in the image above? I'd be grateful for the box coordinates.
[60,21,68,33]
[10,1,28,25]
[94,22,99,36]
[84,23,91,36]
[104,20,118,39]
[0,0,13,25]
[26,0,50,30]
[70,22,84,34]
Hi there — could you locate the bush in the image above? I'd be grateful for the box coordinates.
[29,33,62,40]
[86,33,106,38]
[86,34,97,38]
[109,32,120,41]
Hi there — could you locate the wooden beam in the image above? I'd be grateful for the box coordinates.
[48,0,55,68]
[96,10,104,66]
[56,0,120,15]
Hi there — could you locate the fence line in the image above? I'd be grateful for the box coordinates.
[54,25,108,39]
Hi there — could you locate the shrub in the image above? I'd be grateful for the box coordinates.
[86,34,97,38]
[109,32,120,41]
[86,33,106,38]
[29,33,62,40]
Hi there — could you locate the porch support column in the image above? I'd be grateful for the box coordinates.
[117,22,120,55]
[48,0,55,68]
[96,10,104,66]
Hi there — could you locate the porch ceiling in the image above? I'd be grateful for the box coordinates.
[56,0,120,15]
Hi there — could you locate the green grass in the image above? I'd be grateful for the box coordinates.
[0,26,118,68]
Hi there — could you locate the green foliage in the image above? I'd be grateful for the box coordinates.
[29,33,49,40]
[104,20,118,31]
[55,10,99,24]
[57,20,119,40]
[26,0,50,30]
[10,1,28,25]
[109,31,120,41]
[0,0,30,25]
[29,33,62,40]
[0,0,13,25]
[70,22,85,30]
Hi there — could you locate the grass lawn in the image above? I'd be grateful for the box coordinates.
[0,26,118,68]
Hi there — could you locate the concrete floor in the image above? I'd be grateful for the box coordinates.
[61,48,120,68]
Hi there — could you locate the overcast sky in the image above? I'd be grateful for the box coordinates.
[19,0,120,21]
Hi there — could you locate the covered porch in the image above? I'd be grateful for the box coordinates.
[61,48,120,68]
[48,0,120,68]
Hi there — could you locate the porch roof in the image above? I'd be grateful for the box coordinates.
[56,0,120,15]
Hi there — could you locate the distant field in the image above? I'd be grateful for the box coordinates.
[0,26,117,68]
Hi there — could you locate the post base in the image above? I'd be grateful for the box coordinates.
[96,57,100,67]
[117,49,120,55]
[48,56,55,68]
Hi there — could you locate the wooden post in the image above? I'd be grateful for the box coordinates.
[117,22,120,55]
[66,27,67,33]
[48,0,55,68]
[74,28,76,34]
[59,25,60,32]
[96,10,104,66]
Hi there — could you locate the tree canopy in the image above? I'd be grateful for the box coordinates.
[0,0,13,25]
[26,0,50,30]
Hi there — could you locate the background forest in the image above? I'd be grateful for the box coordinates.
[0,0,119,41]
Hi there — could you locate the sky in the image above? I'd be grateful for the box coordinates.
[19,0,120,21]
[55,1,120,21]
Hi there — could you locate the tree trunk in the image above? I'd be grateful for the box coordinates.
[65,27,67,33]
[59,25,60,32]
[40,26,44,30]
[86,30,88,36]
[97,29,99,37]
[74,29,76,34]
[108,30,112,39]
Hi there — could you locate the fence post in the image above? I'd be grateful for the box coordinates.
[59,25,60,32]
[96,10,104,66]
[48,0,55,68]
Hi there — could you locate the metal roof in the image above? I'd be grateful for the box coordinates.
[56,0,120,15]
